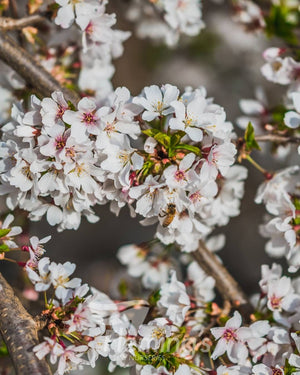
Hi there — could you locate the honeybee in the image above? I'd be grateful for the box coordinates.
[159,203,177,227]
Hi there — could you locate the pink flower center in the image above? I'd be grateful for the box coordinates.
[222,328,237,342]
[175,169,186,182]
[55,136,66,150]
[85,21,94,35]
[189,191,201,203]
[272,369,283,375]
[56,105,67,119]
[65,147,76,159]
[270,295,282,310]
[82,112,96,125]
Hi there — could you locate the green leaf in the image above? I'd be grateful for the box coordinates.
[154,133,170,148]
[132,348,149,365]
[0,244,10,253]
[244,122,261,152]
[0,228,11,238]
[168,131,186,157]
[174,143,201,156]
[159,335,183,354]
[118,279,128,298]
[0,341,8,357]
[142,129,161,138]
[148,290,161,306]
[265,4,298,45]
[142,129,170,148]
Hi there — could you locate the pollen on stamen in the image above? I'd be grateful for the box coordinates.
[82,112,96,125]
[174,170,186,182]
[222,329,237,342]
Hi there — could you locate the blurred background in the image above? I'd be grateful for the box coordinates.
[0,0,298,373]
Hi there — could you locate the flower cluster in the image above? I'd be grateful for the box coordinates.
[25,235,217,375]
[0,84,245,251]
[236,47,300,157]
[256,166,300,272]
[209,263,300,374]
[54,0,130,101]
[23,233,300,375]
[126,0,205,46]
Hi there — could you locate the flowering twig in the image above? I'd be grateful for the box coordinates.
[0,15,45,30]
[192,241,254,320]
[0,272,52,375]
[0,32,80,104]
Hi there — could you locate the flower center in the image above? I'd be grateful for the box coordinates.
[272,369,283,375]
[56,275,69,286]
[272,61,282,72]
[156,101,164,112]
[65,147,76,159]
[55,136,66,150]
[270,295,282,310]
[56,105,67,119]
[222,328,237,342]
[82,112,96,125]
[151,327,165,340]
[175,170,186,182]
[189,191,201,203]
[21,165,33,180]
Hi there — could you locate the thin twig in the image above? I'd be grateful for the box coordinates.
[0,32,80,104]
[0,15,45,30]
[255,134,300,144]
[192,241,253,321]
[0,272,52,374]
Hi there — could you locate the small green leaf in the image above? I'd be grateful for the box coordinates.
[0,244,10,253]
[168,131,186,157]
[174,143,201,156]
[118,279,128,298]
[132,348,149,365]
[142,129,161,138]
[142,129,170,148]
[265,4,299,45]
[244,122,261,152]
[148,290,161,306]
[0,228,11,238]
[0,341,8,357]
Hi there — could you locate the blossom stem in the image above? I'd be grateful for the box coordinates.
[0,272,52,374]
[245,155,267,175]
[44,291,48,308]
[192,241,253,321]
[1,257,16,263]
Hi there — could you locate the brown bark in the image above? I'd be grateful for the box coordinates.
[0,272,52,375]
[193,241,254,320]
[0,32,80,104]
[0,15,45,30]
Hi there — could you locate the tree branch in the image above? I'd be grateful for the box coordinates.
[0,272,52,374]
[0,15,45,30]
[192,241,253,320]
[255,134,300,144]
[0,32,80,104]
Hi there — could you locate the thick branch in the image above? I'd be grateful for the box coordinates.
[255,134,300,144]
[0,272,52,374]
[0,32,80,104]
[0,15,45,30]
[192,241,253,320]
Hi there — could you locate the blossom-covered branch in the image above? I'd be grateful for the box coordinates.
[0,32,79,104]
[0,272,52,375]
